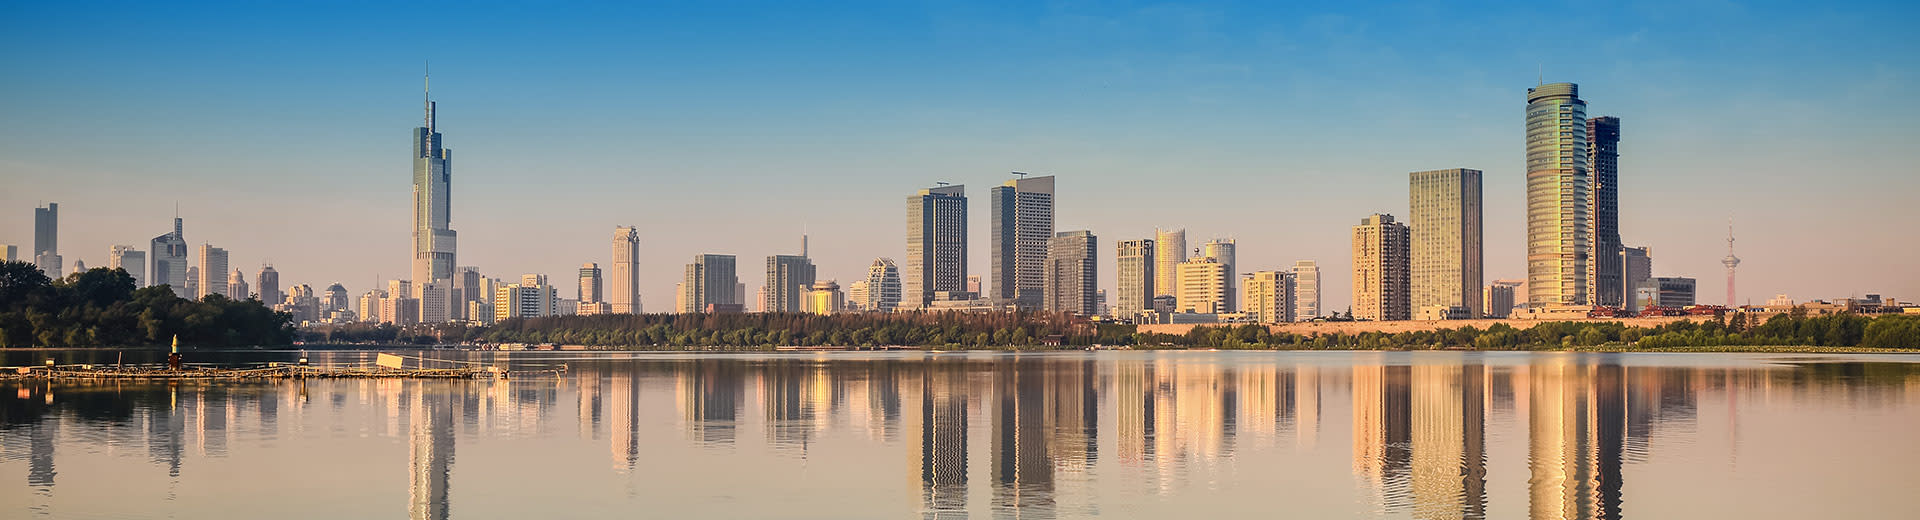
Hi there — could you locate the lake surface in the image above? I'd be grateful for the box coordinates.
[3,350,1917,519]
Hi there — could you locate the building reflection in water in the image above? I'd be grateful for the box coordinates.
[2,352,1917,518]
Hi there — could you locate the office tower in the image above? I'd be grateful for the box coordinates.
[1484,280,1521,318]
[1588,116,1623,306]
[680,254,738,313]
[766,239,816,313]
[359,289,387,323]
[412,72,458,286]
[32,203,61,278]
[1722,221,1740,307]
[1619,247,1651,310]
[1243,271,1296,324]
[1175,257,1228,314]
[456,266,482,318]
[906,184,967,308]
[1292,260,1321,321]
[197,244,229,299]
[579,262,603,303]
[323,283,348,312]
[1043,230,1097,316]
[610,226,640,313]
[255,265,281,306]
[737,283,748,311]
[1409,168,1484,318]
[808,280,844,315]
[108,245,146,287]
[184,266,198,297]
[1153,229,1186,298]
[990,175,1055,309]
[1352,214,1410,321]
[1524,82,1590,307]
[227,269,248,300]
[150,216,189,296]
[494,275,557,321]
[1115,239,1155,318]
[1,245,13,262]
[674,283,686,313]
[863,258,902,313]
[418,282,451,323]
[381,295,420,326]
[1203,238,1237,312]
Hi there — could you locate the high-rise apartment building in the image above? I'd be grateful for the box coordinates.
[33,203,61,278]
[1242,270,1296,324]
[150,216,189,296]
[1203,238,1237,312]
[1043,230,1097,316]
[1524,82,1590,307]
[418,281,451,323]
[108,245,145,287]
[227,269,249,301]
[256,265,281,306]
[1292,260,1321,321]
[1115,238,1155,318]
[1175,257,1228,314]
[680,254,738,313]
[457,267,483,319]
[906,184,967,309]
[1484,280,1521,318]
[1588,116,1623,307]
[493,275,557,322]
[1154,229,1186,299]
[1620,246,1652,310]
[579,262,603,303]
[765,239,816,313]
[359,289,387,323]
[1409,168,1484,318]
[412,73,457,286]
[609,227,640,314]
[197,244,229,300]
[990,175,1055,309]
[862,258,902,313]
[1352,214,1410,321]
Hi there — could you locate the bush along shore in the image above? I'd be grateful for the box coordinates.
[0,261,293,348]
[301,309,1920,352]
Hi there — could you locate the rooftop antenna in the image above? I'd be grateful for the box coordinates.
[424,61,434,133]
[1537,63,1543,86]
[935,181,950,186]
[1011,171,1029,179]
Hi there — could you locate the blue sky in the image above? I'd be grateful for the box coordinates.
[4,0,1917,311]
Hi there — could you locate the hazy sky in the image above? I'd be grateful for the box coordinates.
[3,0,1916,312]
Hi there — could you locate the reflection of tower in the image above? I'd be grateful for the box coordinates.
[1527,359,1625,520]
[27,417,56,489]
[678,360,742,446]
[1410,360,1488,519]
[919,364,969,517]
[1352,360,1413,512]
[1294,364,1321,449]
[763,362,817,452]
[1115,360,1155,466]
[1721,219,1740,307]
[149,388,186,477]
[608,373,640,470]
[577,373,601,440]
[992,360,1054,513]
[407,384,456,520]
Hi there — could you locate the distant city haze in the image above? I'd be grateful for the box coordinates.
[3,1,1916,312]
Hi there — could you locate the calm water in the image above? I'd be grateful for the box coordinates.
[2,350,1918,519]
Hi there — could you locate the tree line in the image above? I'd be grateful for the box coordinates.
[0,261,293,347]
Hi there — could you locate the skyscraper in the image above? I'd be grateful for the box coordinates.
[1242,270,1296,324]
[227,269,249,301]
[184,266,198,298]
[1352,214,1410,321]
[1524,82,1590,307]
[680,254,738,313]
[197,244,228,300]
[863,258,902,313]
[906,184,967,309]
[457,267,483,318]
[1292,260,1321,321]
[1409,168,1484,318]
[1043,230,1097,316]
[150,216,189,296]
[32,203,60,278]
[1115,238,1155,318]
[1484,280,1521,318]
[256,265,281,305]
[1175,256,1228,314]
[1203,238,1236,312]
[108,245,145,287]
[579,262,603,303]
[765,238,816,313]
[990,175,1055,309]
[1153,229,1186,299]
[1619,247,1651,310]
[1588,116,1623,307]
[412,72,457,286]
[610,226,640,314]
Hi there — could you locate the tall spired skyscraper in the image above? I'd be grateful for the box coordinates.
[1524,82,1590,307]
[412,71,457,286]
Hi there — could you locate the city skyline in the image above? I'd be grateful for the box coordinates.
[4,2,1917,313]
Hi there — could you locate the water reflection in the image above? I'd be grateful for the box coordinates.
[2,352,1918,518]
